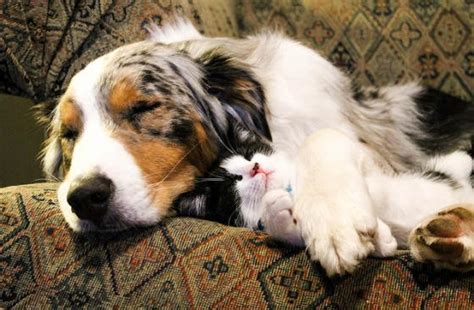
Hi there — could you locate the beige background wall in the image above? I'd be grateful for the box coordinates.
[0,94,44,186]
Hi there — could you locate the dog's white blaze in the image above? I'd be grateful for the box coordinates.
[58,56,160,231]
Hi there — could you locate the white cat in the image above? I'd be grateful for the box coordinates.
[221,129,474,272]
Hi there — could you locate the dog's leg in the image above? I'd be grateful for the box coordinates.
[293,129,379,276]
[409,204,474,272]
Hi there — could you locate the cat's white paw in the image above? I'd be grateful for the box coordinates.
[372,219,398,257]
[262,189,304,246]
[295,195,377,277]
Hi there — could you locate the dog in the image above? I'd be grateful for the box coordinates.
[38,19,474,275]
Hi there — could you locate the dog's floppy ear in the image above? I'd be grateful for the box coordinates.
[34,99,57,126]
[198,51,272,141]
[41,133,63,180]
[35,101,64,179]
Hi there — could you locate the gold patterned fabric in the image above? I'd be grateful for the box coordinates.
[237,0,473,101]
[1,184,473,308]
[0,0,238,102]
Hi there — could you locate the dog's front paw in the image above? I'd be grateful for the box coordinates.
[409,204,474,272]
[295,198,377,276]
[262,189,304,246]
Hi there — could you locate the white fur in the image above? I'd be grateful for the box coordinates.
[229,130,472,275]
[367,152,474,247]
[146,17,203,44]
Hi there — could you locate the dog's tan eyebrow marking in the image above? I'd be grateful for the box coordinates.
[109,79,154,115]
[60,98,82,133]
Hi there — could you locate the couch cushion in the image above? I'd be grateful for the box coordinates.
[1,183,473,308]
[237,0,473,101]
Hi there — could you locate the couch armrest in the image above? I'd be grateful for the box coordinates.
[1,183,472,308]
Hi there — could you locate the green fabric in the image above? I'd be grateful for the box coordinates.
[1,184,473,308]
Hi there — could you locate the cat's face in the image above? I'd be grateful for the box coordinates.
[221,153,286,229]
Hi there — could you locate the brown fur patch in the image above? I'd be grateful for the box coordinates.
[109,81,218,216]
[60,99,82,133]
[109,79,145,115]
[59,98,83,175]
[118,134,199,216]
[186,119,217,173]
[426,217,462,238]
[429,239,464,259]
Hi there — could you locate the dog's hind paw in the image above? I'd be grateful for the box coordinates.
[409,204,474,272]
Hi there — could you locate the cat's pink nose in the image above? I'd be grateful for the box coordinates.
[253,163,259,172]
[250,162,273,177]
[251,163,260,177]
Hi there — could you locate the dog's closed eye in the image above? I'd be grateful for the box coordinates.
[125,100,162,120]
[60,128,79,141]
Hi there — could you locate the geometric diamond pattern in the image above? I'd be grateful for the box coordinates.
[410,0,441,25]
[462,51,474,78]
[363,0,399,27]
[237,0,472,99]
[431,10,470,57]
[0,193,29,245]
[106,227,174,297]
[345,11,379,56]
[259,252,327,308]
[418,52,440,80]
[390,16,422,50]
[438,72,472,101]
[2,183,474,308]
[268,12,297,37]
[179,233,259,308]
[304,19,334,48]
[0,237,36,309]
[366,40,406,86]
[329,42,357,73]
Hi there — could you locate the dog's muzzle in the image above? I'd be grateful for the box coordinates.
[67,174,114,223]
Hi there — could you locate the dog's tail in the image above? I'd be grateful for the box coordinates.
[144,17,203,44]
[348,83,473,172]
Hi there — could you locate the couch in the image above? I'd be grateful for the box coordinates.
[1,1,473,308]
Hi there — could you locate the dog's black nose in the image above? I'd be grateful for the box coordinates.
[67,174,114,222]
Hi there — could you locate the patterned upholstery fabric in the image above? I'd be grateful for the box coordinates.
[0,0,473,308]
[2,184,473,308]
[237,0,473,101]
[0,0,239,102]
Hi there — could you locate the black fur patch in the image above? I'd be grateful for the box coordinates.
[421,170,461,190]
[173,123,273,225]
[414,88,474,155]
[166,118,193,143]
[173,167,243,226]
[198,52,271,142]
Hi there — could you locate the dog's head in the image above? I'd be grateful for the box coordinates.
[39,38,268,232]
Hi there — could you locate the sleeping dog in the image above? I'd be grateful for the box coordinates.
[38,19,474,275]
